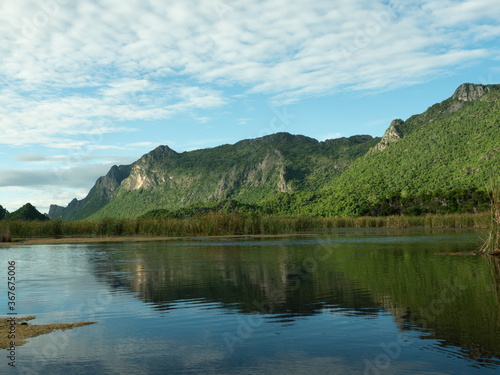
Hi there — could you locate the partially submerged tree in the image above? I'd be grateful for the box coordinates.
[479,178,500,256]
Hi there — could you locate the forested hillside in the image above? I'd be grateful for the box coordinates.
[48,83,500,219]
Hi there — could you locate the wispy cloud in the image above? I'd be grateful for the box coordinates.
[237,118,252,125]
[0,0,497,147]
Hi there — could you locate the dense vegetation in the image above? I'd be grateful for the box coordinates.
[2,192,492,242]
[0,203,49,221]
[0,211,490,241]
[317,85,500,216]
[50,134,380,220]
[46,84,500,221]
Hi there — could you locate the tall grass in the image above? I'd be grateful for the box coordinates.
[0,223,11,242]
[479,178,500,256]
[0,211,490,240]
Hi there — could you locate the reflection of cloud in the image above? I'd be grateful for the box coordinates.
[243,352,351,375]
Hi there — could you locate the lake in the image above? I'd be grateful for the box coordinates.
[1,229,500,374]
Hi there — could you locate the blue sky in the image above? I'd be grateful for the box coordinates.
[0,0,499,214]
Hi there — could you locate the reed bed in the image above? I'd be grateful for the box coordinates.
[0,211,490,240]
[0,222,11,242]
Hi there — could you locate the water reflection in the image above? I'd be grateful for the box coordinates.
[89,232,500,367]
[94,241,382,318]
[5,232,499,374]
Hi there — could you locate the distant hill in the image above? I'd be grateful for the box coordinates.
[7,203,49,221]
[49,83,500,219]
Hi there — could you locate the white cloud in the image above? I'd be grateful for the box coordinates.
[238,118,251,125]
[422,0,500,26]
[0,83,226,147]
[0,1,495,127]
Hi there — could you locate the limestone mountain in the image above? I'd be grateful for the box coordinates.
[50,133,379,219]
[49,82,500,219]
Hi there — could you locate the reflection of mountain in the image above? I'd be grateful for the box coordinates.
[333,239,500,366]
[95,241,382,317]
[93,236,500,366]
[489,256,500,312]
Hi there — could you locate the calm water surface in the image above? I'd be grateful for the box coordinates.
[1,229,500,374]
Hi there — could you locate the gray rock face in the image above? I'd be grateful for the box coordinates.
[48,204,64,219]
[373,119,404,152]
[452,83,491,102]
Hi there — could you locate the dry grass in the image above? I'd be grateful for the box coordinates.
[0,316,96,349]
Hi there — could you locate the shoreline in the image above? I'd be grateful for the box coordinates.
[0,232,325,246]
[0,227,484,246]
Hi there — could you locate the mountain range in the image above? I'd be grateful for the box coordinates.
[1,203,49,221]
[47,83,500,220]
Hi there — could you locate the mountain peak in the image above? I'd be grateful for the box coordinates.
[452,83,492,102]
[138,145,178,165]
[258,132,318,144]
[372,119,404,152]
[151,145,177,156]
